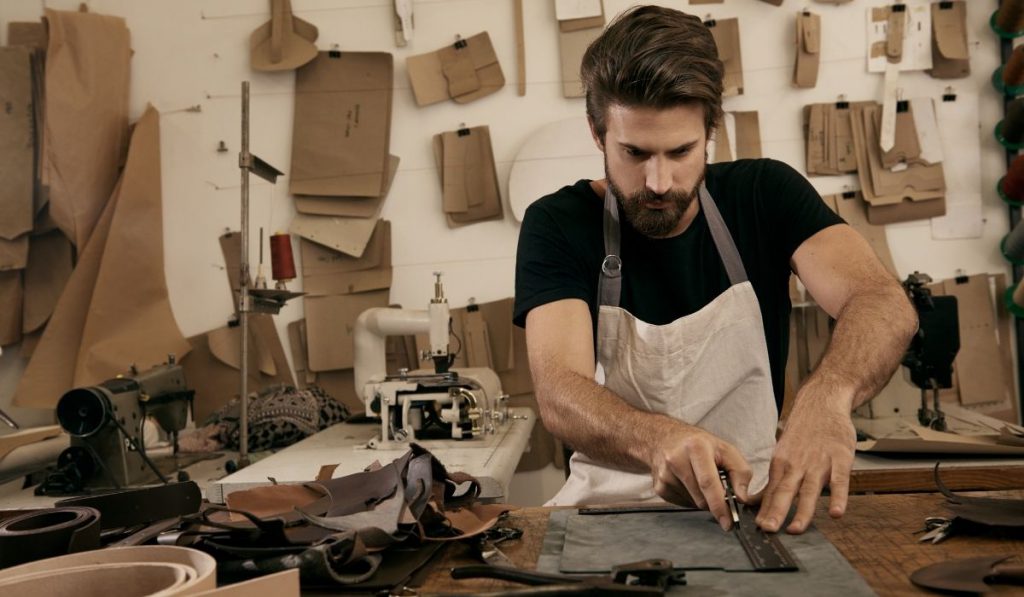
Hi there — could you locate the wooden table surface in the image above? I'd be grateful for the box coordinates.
[419,491,1024,596]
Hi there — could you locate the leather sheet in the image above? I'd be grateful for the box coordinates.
[540,510,875,595]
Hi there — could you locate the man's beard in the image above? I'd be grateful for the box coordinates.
[607,163,705,238]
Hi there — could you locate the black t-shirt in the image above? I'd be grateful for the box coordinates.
[513,158,845,411]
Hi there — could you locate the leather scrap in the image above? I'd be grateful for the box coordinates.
[0,506,101,568]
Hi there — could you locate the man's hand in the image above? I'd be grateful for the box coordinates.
[649,420,753,531]
[754,397,856,534]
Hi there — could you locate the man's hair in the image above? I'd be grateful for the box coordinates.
[581,5,724,140]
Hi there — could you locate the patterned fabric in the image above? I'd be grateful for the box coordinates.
[209,384,350,451]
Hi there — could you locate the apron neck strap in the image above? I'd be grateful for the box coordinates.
[599,180,748,308]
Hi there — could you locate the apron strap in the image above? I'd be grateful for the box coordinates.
[599,180,748,307]
[698,183,748,285]
[599,186,623,308]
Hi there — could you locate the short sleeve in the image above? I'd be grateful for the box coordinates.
[761,159,845,262]
[513,203,593,327]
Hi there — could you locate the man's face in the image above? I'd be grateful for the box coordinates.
[595,103,708,238]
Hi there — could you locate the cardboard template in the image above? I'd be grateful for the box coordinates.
[300,220,392,296]
[406,32,504,106]
[43,8,131,250]
[293,155,400,218]
[929,0,969,79]
[290,51,393,199]
[431,127,503,227]
[707,18,743,97]
[14,107,191,408]
[793,11,821,88]
[0,47,34,256]
[305,289,391,372]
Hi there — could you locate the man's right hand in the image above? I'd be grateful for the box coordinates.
[648,421,753,531]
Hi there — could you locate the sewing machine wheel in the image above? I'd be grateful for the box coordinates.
[57,388,111,437]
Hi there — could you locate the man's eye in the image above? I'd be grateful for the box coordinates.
[625,148,643,157]
[671,148,691,157]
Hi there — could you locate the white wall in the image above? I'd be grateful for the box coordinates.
[0,0,1014,501]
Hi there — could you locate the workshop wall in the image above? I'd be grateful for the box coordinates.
[0,0,1014,502]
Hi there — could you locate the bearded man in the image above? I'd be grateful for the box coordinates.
[513,5,917,535]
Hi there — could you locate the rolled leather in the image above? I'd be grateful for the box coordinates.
[0,506,101,568]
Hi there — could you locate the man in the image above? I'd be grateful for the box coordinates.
[513,6,917,535]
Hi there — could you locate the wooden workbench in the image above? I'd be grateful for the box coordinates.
[418,491,1024,595]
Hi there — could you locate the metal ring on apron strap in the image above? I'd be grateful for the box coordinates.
[601,255,623,277]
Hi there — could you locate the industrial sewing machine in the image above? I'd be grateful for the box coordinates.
[38,357,194,493]
[353,273,509,448]
[853,272,961,434]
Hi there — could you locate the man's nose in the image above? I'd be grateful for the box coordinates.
[645,156,672,196]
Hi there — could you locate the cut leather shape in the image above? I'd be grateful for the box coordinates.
[793,11,821,88]
[937,464,1024,527]
[911,555,1022,594]
[0,507,101,568]
[929,1,969,80]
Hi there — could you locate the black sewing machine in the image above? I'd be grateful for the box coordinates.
[901,272,960,431]
[37,357,194,494]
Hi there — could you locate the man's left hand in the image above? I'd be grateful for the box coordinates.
[754,398,856,534]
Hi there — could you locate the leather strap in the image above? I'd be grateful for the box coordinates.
[599,181,748,308]
[55,481,202,531]
[0,506,101,568]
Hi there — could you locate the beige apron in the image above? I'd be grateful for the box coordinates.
[546,183,778,506]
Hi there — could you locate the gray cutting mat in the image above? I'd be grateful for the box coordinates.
[538,509,876,596]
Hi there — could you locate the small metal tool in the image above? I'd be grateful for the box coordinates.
[719,469,740,527]
[917,517,954,544]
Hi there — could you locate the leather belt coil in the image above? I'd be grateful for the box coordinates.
[0,545,216,596]
[0,507,101,568]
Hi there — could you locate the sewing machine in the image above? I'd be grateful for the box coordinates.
[853,272,961,436]
[354,273,509,448]
[40,357,194,493]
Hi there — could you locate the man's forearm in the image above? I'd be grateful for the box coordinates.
[534,365,680,473]
[799,284,917,412]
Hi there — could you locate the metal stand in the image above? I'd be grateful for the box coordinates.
[236,81,293,468]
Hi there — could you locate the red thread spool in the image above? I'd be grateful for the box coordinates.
[1004,154,1024,202]
[269,233,296,281]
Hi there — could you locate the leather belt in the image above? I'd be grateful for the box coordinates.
[0,545,216,596]
[55,481,202,530]
[0,507,101,568]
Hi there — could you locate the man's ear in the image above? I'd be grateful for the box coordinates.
[587,117,605,153]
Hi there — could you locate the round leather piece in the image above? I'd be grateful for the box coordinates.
[0,546,216,596]
[0,506,101,568]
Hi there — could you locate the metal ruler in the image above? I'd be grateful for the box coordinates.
[735,506,799,572]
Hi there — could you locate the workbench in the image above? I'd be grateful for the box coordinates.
[417,491,1024,596]
[208,407,535,503]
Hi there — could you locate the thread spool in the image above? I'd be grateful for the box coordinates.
[997,0,1024,34]
[1005,46,1024,87]
[1002,155,1024,203]
[1003,219,1024,263]
[999,97,1024,146]
[269,233,296,281]
[1014,282,1024,309]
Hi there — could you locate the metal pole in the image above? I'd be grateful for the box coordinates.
[239,81,251,468]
